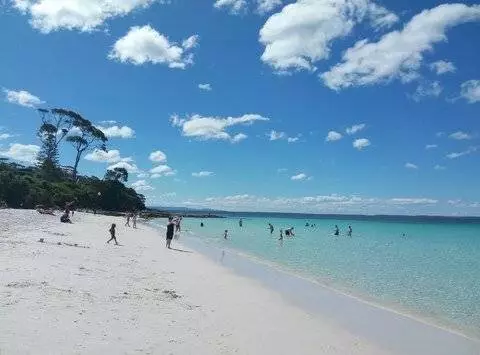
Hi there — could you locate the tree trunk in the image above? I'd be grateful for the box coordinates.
[72,151,81,181]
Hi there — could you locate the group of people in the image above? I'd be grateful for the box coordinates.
[334,225,353,237]
[124,212,138,228]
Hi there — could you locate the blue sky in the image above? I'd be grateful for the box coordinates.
[1,0,479,215]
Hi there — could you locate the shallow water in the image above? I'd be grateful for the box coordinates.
[151,215,480,339]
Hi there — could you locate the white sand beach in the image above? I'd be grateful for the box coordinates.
[1,210,479,355]
[0,209,393,355]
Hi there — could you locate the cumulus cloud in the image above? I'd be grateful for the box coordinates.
[321,4,480,90]
[13,0,159,33]
[170,113,268,143]
[326,131,342,142]
[446,146,477,159]
[107,161,139,173]
[405,162,418,169]
[430,60,456,75]
[411,81,443,101]
[460,80,480,103]
[449,131,472,140]
[149,150,167,163]
[291,173,312,181]
[0,133,13,140]
[96,125,135,138]
[426,144,438,149]
[131,180,154,191]
[85,149,127,163]
[192,171,214,178]
[346,123,366,135]
[150,164,176,177]
[198,83,212,91]
[109,25,198,69]
[214,0,247,14]
[257,0,283,14]
[182,35,199,50]
[4,89,44,108]
[353,138,371,150]
[0,143,40,163]
[259,0,398,72]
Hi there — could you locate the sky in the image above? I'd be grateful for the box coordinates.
[0,0,479,215]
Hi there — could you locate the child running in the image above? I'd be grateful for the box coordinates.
[107,223,119,245]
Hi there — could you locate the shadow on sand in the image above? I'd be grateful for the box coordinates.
[169,248,192,253]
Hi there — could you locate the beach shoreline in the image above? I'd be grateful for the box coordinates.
[1,209,479,354]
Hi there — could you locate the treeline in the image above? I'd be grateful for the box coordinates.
[0,108,145,212]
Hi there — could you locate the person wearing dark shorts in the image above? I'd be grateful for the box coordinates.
[166,217,175,249]
[107,223,118,245]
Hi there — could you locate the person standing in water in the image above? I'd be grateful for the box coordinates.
[239,218,243,227]
[347,226,352,237]
[107,223,119,245]
[268,223,274,234]
[334,225,339,236]
[224,230,228,239]
[279,229,284,240]
[166,217,175,249]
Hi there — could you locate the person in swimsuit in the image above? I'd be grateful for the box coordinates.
[224,230,228,239]
[347,226,352,237]
[166,217,175,249]
[334,225,340,236]
[268,223,274,234]
[279,229,284,240]
[107,223,118,245]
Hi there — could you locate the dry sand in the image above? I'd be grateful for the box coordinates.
[0,209,394,355]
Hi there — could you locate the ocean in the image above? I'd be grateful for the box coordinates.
[150,213,480,340]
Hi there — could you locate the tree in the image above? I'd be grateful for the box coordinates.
[104,167,129,183]
[66,114,108,180]
[37,108,77,179]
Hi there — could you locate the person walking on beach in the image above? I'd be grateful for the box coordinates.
[132,212,137,229]
[334,225,339,236]
[166,217,175,249]
[125,212,131,227]
[268,223,274,234]
[347,226,352,237]
[107,223,119,245]
[224,230,228,239]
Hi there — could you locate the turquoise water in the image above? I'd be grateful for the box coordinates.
[152,215,480,339]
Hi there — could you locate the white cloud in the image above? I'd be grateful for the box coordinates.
[446,147,477,159]
[150,164,176,177]
[96,125,135,138]
[326,131,342,142]
[259,0,398,72]
[137,172,149,178]
[460,80,480,103]
[85,149,124,163]
[353,138,371,150]
[182,35,199,50]
[430,60,456,75]
[149,150,167,163]
[100,120,117,125]
[291,173,312,181]
[322,4,480,90]
[388,198,437,205]
[109,25,198,69]
[268,130,286,141]
[434,165,446,170]
[0,143,40,163]
[287,137,299,143]
[257,0,282,14]
[4,89,44,108]
[449,131,472,140]
[13,0,159,33]
[425,144,438,149]
[198,83,212,91]
[411,81,443,101]
[405,162,418,169]
[170,113,268,143]
[131,180,154,192]
[346,123,366,135]
[192,171,214,178]
[107,161,139,173]
[0,133,13,140]
[214,0,247,14]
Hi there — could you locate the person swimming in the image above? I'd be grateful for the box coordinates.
[268,223,274,234]
[347,225,352,237]
[334,225,339,236]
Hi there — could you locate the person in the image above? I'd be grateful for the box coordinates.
[107,223,119,245]
[239,218,243,227]
[224,230,228,239]
[279,229,284,240]
[347,226,352,237]
[175,217,182,233]
[268,223,274,234]
[334,225,339,236]
[132,212,137,228]
[305,222,310,227]
[125,212,131,227]
[285,227,295,237]
[166,217,175,249]
[60,212,72,223]
[200,222,204,227]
